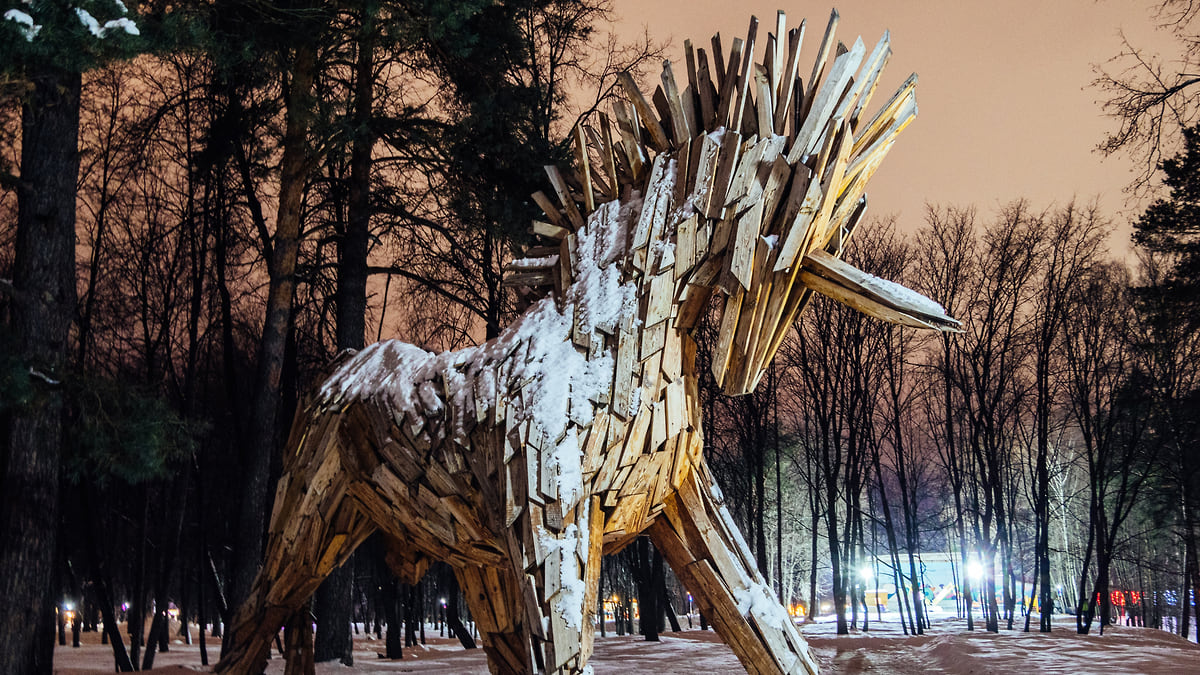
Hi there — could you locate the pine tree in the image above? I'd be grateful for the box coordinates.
[0,2,141,672]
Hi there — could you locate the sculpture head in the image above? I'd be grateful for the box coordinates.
[508,11,959,396]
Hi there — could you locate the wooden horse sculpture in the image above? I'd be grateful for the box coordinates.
[217,9,959,675]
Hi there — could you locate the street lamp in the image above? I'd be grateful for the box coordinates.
[967,560,984,582]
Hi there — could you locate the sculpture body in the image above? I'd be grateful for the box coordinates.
[217,9,958,675]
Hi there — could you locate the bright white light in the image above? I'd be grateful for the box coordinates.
[439,597,447,607]
[967,560,984,581]
[121,602,129,612]
[1056,584,1063,592]
[63,602,74,612]
[859,566,874,582]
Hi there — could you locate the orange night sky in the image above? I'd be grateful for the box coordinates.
[611,0,1171,247]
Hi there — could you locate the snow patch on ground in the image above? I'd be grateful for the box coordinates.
[53,614,1200,674]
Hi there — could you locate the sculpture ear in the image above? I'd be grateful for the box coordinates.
[799,249,962,332]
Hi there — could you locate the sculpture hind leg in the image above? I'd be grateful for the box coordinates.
[457,562,536,673]
[216,434,375,674]
[648,461,820,675]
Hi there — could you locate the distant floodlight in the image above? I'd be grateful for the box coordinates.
[859,566,874,582]
[967,560,984,581]
[63,601,74,612]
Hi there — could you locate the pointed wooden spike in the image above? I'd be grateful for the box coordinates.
[716,37,744,129]
[619,71,671,152]
[598,112,620,199]
[731,16,758,133]
[711,33,726,91]
[684,39,700,111]
[573,125,595,215]
[789,37,865,163]
[581,124,613,201]
[772,11,786,91]
[774,22,806,135]
[661,60,693,144]
[711,289,744,388]
[803,8,840,122]
[611,99,646,180]
[853,73,918,156]
[845,31,892,129]
[696,47,717,130]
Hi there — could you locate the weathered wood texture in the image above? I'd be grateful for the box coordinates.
[217,9,959,675]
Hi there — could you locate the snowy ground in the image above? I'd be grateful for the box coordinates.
[54,612,1200,674]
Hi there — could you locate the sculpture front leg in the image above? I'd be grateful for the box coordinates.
[648,461,820,675]
[526,495,605,674]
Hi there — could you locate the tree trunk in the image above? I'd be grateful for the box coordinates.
[0,65,81,675]
[313,566,354,664]
[383,579,402,659]
[227,39,319,629]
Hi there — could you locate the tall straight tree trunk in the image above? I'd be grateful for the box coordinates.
[314,6,374,658]
[315,8,375,660]
[227,40,319,632]
[0,66,82,675]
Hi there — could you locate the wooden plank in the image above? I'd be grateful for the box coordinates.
[649,401,668,453]
[652,86,673,138]
[774,23,806,135]
[696,47,717,130]
[690,132,722,217]
[802,9,840,123]
[675,283,714,331]
[852,72,918,157]
[728,197,764,290]
[812,118,853,248]
[705,130,743,219]
[664,378,686,438]
[790,36,865,162]
[844,94,916,191]
[644,271,674,327]
[774,176,822,272]
[618,403,651,468]
[675,213,698,280]
[771,11,786,99]
[661,60,692,144]
[710,288,744,389]
[532,219,568,242]
[631,154,672,251]
[598,112,620,199]
[804,248,957,327]
[618,71,670,152]
[573,124,595,214]
[758,156,792,231]
[672,139,692,209]
[837,31,891,125]
[544,165,586,231]
[735,238,774,392]
[754,64,773,138]
[710,33,726,91]
[715,37,744,129]
[611,100,646,180]
[731,16,758,134]
[531,190,568,230]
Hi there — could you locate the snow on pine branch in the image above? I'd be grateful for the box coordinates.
[5,0,138,43]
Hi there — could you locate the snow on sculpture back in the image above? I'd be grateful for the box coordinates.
[216,9,959,675]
